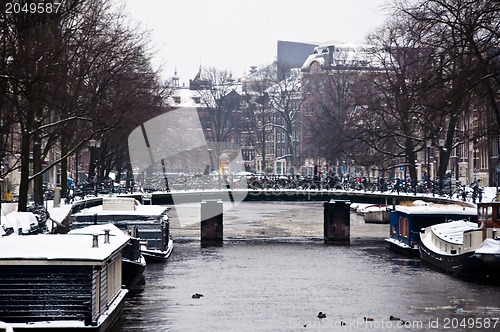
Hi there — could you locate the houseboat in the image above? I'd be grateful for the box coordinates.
[0,225,129,330]
[419,202,500,281]
[69,224,146,288]
[385,200,477,256]
[71,197,173,262]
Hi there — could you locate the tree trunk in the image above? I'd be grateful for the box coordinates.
[17,129,31,212]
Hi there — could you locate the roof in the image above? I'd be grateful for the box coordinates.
[72,203,168,218]
[394,201,476,216]
[430,220,480,245]
[476,238,500,255]
[0,224,128,262]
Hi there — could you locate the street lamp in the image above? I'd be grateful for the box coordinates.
[473,139,478,183]
[88,139,101,190]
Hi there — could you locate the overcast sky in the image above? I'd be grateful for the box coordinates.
[123,0,391,85]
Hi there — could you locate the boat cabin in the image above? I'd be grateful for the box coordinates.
[477,202,500,240]
[421,220,483,256]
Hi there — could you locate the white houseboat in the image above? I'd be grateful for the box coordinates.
[0,225,128,330]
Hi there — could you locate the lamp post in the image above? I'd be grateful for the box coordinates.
[88,139,101,193]
[473,138,477,183]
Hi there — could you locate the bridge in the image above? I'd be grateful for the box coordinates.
[65,189,470,245]
[127,189,462,206]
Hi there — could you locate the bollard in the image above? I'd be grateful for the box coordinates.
[53,187,61,208]
[324,199,351,244]
[200,200,223,246]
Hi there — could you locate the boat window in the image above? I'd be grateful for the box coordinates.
[445,244,447,252]
[458,247,461,254]
[403,218,408,238]
[398,218,403,236]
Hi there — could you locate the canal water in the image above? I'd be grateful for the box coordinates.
[118,202,500,331]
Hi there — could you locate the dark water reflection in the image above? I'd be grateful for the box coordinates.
[119,236,500,331]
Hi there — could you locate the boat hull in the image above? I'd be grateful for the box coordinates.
[385,238,419,257]
[363,210,390,224]
[122,258,146,288]
[419,239,482,278]
[142,238,174,263]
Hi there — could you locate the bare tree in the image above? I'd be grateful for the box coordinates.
[1,0,169,210]
[267,63,304,172]
[242,65,274,172]
[196,67,242,167]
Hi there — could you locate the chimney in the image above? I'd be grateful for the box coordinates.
[92,234,99,248]
[104,229,110,244]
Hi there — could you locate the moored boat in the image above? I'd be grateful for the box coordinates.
[419,220,483,278]
[71,197,174,263]
[362,204,390,224]
[385,200,477,256]
[0,225,128,331]
[419,201,500,282]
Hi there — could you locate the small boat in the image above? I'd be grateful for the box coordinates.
[419,220,483,278]
[362,204,390,224]
[69,224,146,288]
[355,203,372,215]
[419,202,500,282]
[71,197,174,263]
[1,211,39,235]
[0,225,129,331]
[385,200,477,256]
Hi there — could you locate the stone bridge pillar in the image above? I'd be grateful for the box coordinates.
[200,200,223,246]
[324,199,351,244]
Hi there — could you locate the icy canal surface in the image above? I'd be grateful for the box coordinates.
[118,202,500,331]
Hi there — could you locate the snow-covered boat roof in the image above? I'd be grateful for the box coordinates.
[475,238,500,255]
[1,211,38,234]
[68,223,129,239]
[72,202,168,218]
[0,224,128,262]
[430,220,480,245]
[395,201,476,216]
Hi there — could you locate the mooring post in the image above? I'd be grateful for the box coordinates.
[200,199,223,246]
[324,199,351,244]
